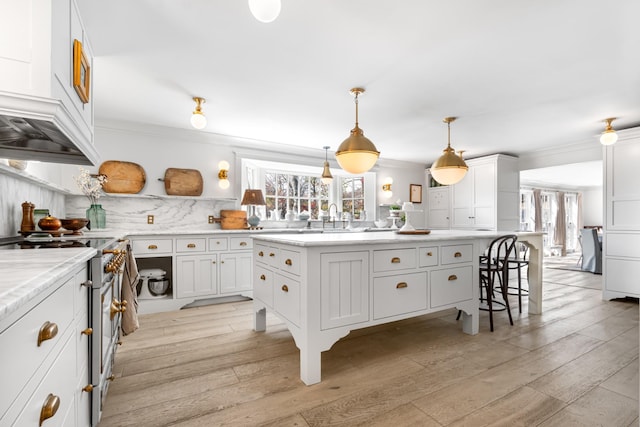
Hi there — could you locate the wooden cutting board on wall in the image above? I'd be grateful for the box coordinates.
[99,160,146,194]
[163,168,203,196]
[219,210,248,229]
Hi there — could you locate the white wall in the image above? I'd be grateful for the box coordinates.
[582,187,603,227]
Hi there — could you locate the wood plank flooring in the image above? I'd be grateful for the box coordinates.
[99,263,639,426]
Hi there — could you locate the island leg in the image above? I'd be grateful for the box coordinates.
[253,306,266,332]
[457,301,479,335]
[299,344,322,385]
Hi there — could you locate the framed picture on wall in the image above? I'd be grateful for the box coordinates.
[410,184,422,203]
[73,39,90,104]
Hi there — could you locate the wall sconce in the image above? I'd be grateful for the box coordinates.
[218,160,230,189]
[190,97,207,129]
[382,177,393,198]
[600,117,618,145]
[248,0,281,23]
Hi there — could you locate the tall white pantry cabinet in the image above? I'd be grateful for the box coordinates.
[603,127,640,300]
[426,154,520,232]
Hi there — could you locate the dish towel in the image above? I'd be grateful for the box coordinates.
[121,242,140,335]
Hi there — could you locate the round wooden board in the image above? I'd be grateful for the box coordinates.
[99,160,146,194]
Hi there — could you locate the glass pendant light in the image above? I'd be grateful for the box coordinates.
[321,146,333,184]
[248,0,281,23]
[600,117,618,145]
[190,97,207,129]
[335,88,380,174]
[430,117,468,185]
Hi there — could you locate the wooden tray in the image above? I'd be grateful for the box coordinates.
[19,230,75,237]
[99,160,147,194]
[163,168,203,196]
[395,229,431,235]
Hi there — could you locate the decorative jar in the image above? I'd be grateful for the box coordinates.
[86,204,106,229]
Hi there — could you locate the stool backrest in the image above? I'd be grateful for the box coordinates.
[485,234,518,272]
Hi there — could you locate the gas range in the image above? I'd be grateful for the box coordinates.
[0,236,117,251]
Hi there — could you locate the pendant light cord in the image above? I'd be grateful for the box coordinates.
[354,92,359,128]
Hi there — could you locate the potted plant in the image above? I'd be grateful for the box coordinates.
[389,203,401,217]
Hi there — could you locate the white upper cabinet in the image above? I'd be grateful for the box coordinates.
[0,0,99,165]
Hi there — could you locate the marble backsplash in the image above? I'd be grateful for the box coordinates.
[0,174,66,237]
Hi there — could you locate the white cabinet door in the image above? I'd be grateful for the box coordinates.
[428,187,450,229]
[176,255,218,298]
[472,162,496,229]
[220,252,253,294]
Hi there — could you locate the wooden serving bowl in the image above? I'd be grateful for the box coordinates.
[60,218,89,235]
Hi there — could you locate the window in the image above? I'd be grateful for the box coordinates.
[264,172,329,220]
[340,176,365,219]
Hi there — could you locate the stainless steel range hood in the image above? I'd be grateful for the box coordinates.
[0,91,100,166]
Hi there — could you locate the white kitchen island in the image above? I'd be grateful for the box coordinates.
[252,230,543,385]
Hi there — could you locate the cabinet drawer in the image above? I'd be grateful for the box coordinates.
[430,266,473,308]
[605,233,640,258]
[255,244,278,267]
[230,236,253,250]
[418,246,439,267]
[208,237,229,251]
[132,239,173,255]
[280,249,301,275]
[373,248,417,272]
[605,259,640,295]
[373,272,427,319]
[274,273,301,327]
[176,238,206,253]
[254,265,274,308]
[0,280,74,418]
[441,244,472,265]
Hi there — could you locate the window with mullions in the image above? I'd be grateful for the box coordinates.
[340,176,365,219]
[264,172,329,220]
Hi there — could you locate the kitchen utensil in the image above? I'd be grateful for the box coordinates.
[163,168,203,196]
[38,215,62,231]
[99,160,147,194]
[60,218,89,235]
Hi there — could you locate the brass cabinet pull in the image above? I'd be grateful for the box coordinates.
[285,258,293,266]
[240,241,247,246]
[82,384,94,393]
[81,280,92,287]
[212,261,216,264]
[187,243,196,248]
[81,328,93,336]
[269,252,276,257]
[37,321,58,347]
[221,260,225,264]
[110,299,127,320]
[148,244,158,250]
[39,393,60,426]
[391,257,401,264]
[107,375,116,381]
[396,282,408,289]
[258,251,264,257]
[426,252,433,257]
[215,241,220,245]
[448,275,458,281]
[260,274,266,280]
[454,252,462,258]
[281,284,289,292]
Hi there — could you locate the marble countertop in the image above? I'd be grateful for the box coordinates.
[0,247,96,324]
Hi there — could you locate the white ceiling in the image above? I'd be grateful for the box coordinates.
[520,160,603,189]
[78,0,640,165]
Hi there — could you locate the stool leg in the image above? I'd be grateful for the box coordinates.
[517,264,522,314]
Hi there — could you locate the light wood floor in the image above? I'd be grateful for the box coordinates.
[100,264,639,426]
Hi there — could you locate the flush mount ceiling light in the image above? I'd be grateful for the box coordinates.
[321,146,333,184]
[248,0,281,23]
[335,88,380,174]
[600,117,618,145]
[430,117,469,186]
[190,97,207,129]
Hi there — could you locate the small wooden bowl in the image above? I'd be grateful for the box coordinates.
[38,215,62,231]
[60,218,89,235]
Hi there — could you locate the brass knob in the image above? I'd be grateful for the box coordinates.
[110,299,126,320]
[260,274,266,280]
[117,340,123,346]
[391,257,401,264]
[212,261,216,264]
[37,321,58,347]
[454,252,462,258]
[81,280,92,287]
[81,327,93,336]
[221,261,225,264]
[148,244,158,250]
[269,252,275,257]
[285,259,292,266]
[281,285,289,292]
[240,241,247,246]
[39,393,60,426]
[107,375,116,381]
[258,251,264,257]
[396,282,408,289]
[448,275,458,281]
[187,243,196,248]
[426,252,433,256]
[82,384,94,392]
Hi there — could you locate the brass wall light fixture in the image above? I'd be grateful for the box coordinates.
[218,160,230,189]
[190,97,207,129]
[430,117,468,185]
[600,117,618,145]
[248,0,281,23]
[321,146,333,184]
[382,177,393,198]
[335,88,380,174]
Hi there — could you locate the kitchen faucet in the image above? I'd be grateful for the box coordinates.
[324,203,338,229]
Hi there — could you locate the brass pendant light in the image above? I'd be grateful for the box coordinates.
[321,146,333,184]
[335,88,380,174]
[190,97,207,129]
[600,117,618,145]
[430,117,468,185]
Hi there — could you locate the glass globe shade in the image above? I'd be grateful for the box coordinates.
[248,0,281,23]
[190,112,207,129]
[431,148,468,185]
[219,179,230,189]
[600,130,618,145]
[218,160,230,170]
